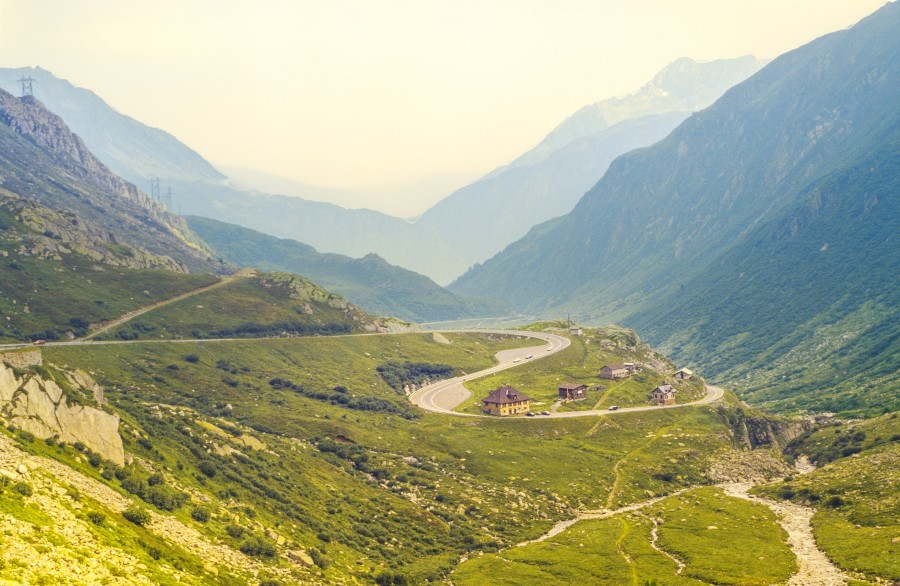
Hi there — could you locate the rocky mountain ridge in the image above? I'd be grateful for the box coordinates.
[0,87,216,273]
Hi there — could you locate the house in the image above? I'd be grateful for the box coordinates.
[569,326,583,336]
[558,383,588,401]
[652,383,676,405]
[674,368,693,380]
[482,385,531,416]
[599,363,630,379]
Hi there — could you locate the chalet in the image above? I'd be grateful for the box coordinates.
[599,363,630,379]
[674,368,693,380]
[482,385,531,416]
[558,382,588,401]
[652,383,676,405]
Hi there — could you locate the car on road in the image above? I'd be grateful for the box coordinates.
[513,358,521,363]
[608,405,619,411]
[32,339,46,346]
[540,411,550,416]
[526,412,535,417]
[525,354,533,359]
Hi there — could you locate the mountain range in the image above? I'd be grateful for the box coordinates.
[0,57,762,284]
[451,2,900,415]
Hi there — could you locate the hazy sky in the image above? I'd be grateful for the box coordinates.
[0,0,888,216]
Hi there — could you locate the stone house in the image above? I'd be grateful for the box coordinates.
[482,385,531,416]
[652,383,676,405]
[558,382,588,401]
[674,368,693,380]
[599,363,631,379]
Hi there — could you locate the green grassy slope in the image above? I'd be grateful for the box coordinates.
[25,330,752,584]
[755,414,900,583]
[97,272,389,341]
[187,216,509,323]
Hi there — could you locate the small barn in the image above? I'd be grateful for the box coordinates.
[569,326,583,336]
[558,383,588,401]
[652,383,676,405]
[599,363,629,379]
[674,368,693,380]
[482,385,531,416]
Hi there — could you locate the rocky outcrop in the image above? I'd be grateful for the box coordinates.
[0,362,124,465]
[0,348,42,369]
[718,404,813,451]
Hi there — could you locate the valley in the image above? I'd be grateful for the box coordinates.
[0,3,897,585]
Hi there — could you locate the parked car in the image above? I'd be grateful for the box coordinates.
[525,355,534,359]
[32,339,46,346]
[540,411,550,416]
[608,405,619,411]
[526,412,535,417]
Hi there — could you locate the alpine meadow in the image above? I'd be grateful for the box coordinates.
[0,2,897,585]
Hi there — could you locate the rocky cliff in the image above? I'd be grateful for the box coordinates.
[0,357,124,465]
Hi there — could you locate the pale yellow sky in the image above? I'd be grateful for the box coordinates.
[0,0,889,215]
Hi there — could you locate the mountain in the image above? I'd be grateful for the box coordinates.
[451,3,900,415]
[0,88,215,273]
[1,60,762,285]
[0,67,224,185]
[187,216,510,323]
[414,56,763,282]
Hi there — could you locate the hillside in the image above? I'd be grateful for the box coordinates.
[97,271,404,341]
[0,61,762,285]
[451,3,900,415]
[415,57,762,282]
[0,87,215,273]
[187,216,510,323]
[0,67,225,185]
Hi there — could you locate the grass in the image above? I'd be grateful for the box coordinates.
[36,331,744,583]
[755,413,900,582]
[454,486,794,585]
[97,272,376,341]
[456,327,706,416]
[0,246,218,343]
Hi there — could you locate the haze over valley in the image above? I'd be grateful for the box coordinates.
[0,2,897,584]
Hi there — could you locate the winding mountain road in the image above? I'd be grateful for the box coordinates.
[409,329,724,418]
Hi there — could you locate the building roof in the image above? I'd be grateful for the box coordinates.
[559,382,587,390]
[653,383,675,393]
[483,385,530,405]
[675,368,694,375]
[602,363,627,370]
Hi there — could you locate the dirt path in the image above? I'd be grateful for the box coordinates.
[82,269,256,340]
[720,481,852,586]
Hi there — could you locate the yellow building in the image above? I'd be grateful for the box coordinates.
[482,385,531,416]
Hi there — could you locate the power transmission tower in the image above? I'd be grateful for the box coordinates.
[149,178,161,201]
[165,186,173,211]
[18,76,34,97]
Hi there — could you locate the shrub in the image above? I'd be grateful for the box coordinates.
[825,495,845,508]
[198,460,217,478]
[13,482,33,496]
[191,506,210,523]
[184,354,200,363]
[225,524,245,539]
[239,536,276,557]
[87,511,105,525]
[123,507,151,526]
[88,453,103,468]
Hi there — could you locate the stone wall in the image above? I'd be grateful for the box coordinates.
[0,349,43,369]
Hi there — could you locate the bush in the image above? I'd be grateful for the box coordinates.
[239,536,276,557]
[88,453,103,468]
[191,506,210,523]
[184,354,200,363]
[13,482,32,496]
[225,524,245,539]
[123,507,151,526]
[825,495,845,508]
[87,511,105,525]
[198,460,217,478]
